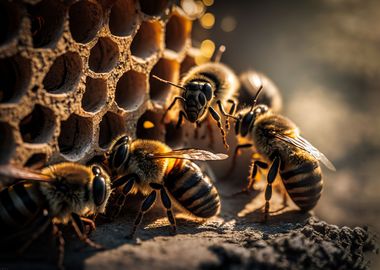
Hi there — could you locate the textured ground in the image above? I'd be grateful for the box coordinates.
[0,180,377,270]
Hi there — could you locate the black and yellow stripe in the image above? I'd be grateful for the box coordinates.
[164,160,220,218]
[0,182,44,231]
[281,161,323,211]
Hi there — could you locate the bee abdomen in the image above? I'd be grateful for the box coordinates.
[165,162,220,218]
[281,161,323,211]
[0,183,43,230]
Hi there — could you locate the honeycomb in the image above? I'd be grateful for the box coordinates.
[0,0,196,168]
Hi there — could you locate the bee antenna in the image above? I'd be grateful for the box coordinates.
[250,83,264,112]
[214,45,226,63]
[152,75,186,91]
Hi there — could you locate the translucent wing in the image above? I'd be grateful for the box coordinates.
[148,149,228,161]
[0,165,53,182]
[274,133,336,171]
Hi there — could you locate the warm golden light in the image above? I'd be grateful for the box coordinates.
[200,39,215,58]
[143,120,155,129]
[202,0,214,7]
[200,12,215,29]
[181,0,205,19]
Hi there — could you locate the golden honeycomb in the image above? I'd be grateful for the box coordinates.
[0,0,195,168]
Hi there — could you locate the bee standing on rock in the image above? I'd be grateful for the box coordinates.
[153,46,240,149]
[232,85,336,220]
[0,163,112,269]
[103,135,226,238]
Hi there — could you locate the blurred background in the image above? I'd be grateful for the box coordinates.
[185,0,380,261]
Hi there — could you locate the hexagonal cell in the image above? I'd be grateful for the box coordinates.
[149,58,179,103]
[180,54,196,75]
[43,52,82,94]
[165,13,191,52]
[115,70,146,111]
[136,110,165,140]
[0,1,21,46]
[139,0,170,16]
[19,105,56,144]
[109,0,138,37]
[24,153,48,169]
[131,20,162,59]
[99,112,126,149]
[0,55,31,104]
[89,37,119,73]
[28,0,65,48]
[82,77,108,113]
[58,114,92,159]
[0,122,15,165]
[69,0,103,43]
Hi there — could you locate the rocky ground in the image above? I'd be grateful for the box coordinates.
[0,179,377,270]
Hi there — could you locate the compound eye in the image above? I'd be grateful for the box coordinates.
[198,93,206,106]
[92,166,101,176]
[187,82,199,91]
[111,143,129,169]
[93,175,106,206]
[202,83,212,100]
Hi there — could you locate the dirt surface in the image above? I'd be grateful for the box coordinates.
[0,180,377,270]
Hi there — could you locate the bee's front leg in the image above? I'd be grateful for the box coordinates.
[209,106,229,149]
[71,213,104,250]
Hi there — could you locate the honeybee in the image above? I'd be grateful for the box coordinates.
[104,135,227,238]
[0,162,111,269]
[153,46,240,149]
[231,84,335,220]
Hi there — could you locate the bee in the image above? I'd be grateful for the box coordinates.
[232,84,336,220]
[104,135,227,238]
[239,70,283,113]
[0,162,111,269]
[153,46,240,149]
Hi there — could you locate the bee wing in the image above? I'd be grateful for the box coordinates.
[148,149,228,161]
[274,133,336,171]
[0,165,53,182]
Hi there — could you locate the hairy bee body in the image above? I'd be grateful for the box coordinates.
[155,61,240,148]
[253,113,323,211]
[164,159,220,218]
[106,135,225,236]
[0,162,111,267]
[111,138,221,217]
[181,62,239,122]
[0,182,44,231]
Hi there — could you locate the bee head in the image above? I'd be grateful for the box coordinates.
[235,105,269,137]
[107,135,131,173]
[183,81,213,122]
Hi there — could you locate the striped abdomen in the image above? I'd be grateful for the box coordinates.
[280,159,323,211]
[0,182,45,231]
[164,160,220,218]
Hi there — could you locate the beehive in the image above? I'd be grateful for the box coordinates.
[0,0,197,168]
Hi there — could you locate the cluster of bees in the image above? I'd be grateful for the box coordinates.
[0,46,335,268]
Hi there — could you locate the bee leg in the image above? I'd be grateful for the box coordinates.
[224,143,253,178]
[217,100,237,131]
[176,111,186,129]
[80,217,96,233]
[209,106,229,149]
[52,224,65,270]
[161,96,185,123]
[71,213,104,250]
[161,188,177,234]
[205,117,215,148]
[247,160,268,191]
[128,190,157,239]
[110,174,137,218]
[264,155,281,222]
